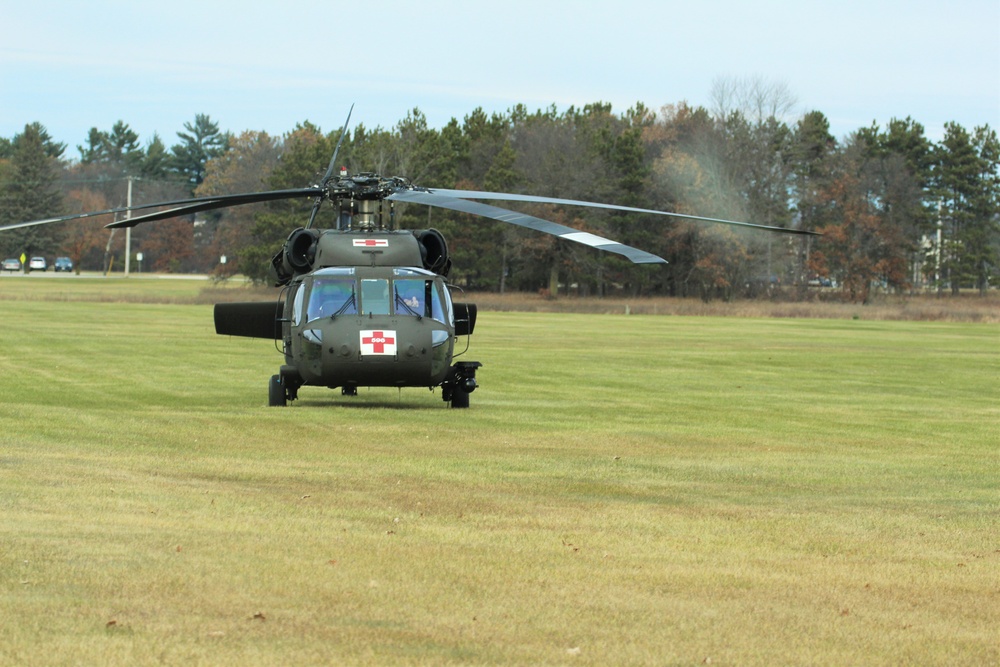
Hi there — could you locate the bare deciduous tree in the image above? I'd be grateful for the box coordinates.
[710,75,798,126]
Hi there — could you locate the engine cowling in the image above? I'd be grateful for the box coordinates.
[270,227,320,285]
[415,229,451,276]
[285,227,319,273]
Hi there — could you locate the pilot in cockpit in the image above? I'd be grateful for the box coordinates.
[394,280,424,315]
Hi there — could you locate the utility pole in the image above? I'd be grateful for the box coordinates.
[936,200,942,295]
[124,176,133,277]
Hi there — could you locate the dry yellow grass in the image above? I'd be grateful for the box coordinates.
[468,290,1000,322]
[2,272,996,322]
[0,277,997,665]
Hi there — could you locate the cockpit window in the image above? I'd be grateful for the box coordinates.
[301,270,450,323]
[292,283,305,326]
[393,278,447,323]
[306,278,356,321]
[360,279,391,315]
[393,279,426,317]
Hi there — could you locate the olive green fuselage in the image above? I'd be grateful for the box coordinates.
[282,265,455,389]
[214,228,479,406]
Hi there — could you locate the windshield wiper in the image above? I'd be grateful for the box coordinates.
[330,292,356,318]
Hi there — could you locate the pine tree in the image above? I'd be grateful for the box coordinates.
[141,133,171,178]
[967,126,1000,293]
[0,123,65,259]
[791,111,837,285]
[171,114,229,194]
[933,122,991,293]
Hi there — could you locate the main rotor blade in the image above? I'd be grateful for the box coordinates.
[0,214,92,232]
[308,104,355,229]
[106,200,230,227]
[105,187,322,228]
[423,187,820,236]
[1,187,323,231]
[321,104,354,185]
[388,190,667,264]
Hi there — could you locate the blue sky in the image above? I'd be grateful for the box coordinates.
[2,0,997,155]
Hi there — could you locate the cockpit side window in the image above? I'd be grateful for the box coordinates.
[292,283,305,326]
[429,282,446,323]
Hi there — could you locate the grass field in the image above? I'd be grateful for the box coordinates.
[1,276,997,665]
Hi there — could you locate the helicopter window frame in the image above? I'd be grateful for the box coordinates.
[314,267,357,277]
[392,268,434,278]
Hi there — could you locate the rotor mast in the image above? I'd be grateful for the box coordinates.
[328,170,406,232]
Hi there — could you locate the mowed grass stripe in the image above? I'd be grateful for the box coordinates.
[0,292,997,665]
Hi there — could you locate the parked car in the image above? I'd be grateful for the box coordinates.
[28,256,47,271]
[2,258,21,272]
[54,257,74,272]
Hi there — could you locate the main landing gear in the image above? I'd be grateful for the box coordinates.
[441,361,483,408]
[268,371,300,407]
[267,361,483,408]
[268,374,286,407]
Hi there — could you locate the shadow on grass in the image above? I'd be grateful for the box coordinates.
[287,394,451,411]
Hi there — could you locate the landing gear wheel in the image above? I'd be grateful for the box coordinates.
[268,374,287,407]
[444,361,482,409]
[450,386,470,408]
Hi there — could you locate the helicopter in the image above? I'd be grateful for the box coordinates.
[4,109,818,408]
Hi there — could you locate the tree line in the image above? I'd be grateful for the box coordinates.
[1,84,997,302]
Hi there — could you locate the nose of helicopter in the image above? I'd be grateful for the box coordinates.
[298,316,451,388]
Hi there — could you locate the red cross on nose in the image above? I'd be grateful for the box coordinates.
[362,331,395,353]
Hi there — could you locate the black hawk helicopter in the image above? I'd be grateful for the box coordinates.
[5,109,817,408]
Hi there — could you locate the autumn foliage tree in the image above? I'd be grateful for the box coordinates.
[3,95,996,294]
[61,188,112,273]
[195,130,281,277]
[809,141,911,302]
[236,122,340,283]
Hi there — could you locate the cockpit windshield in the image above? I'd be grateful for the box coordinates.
[360,279,391,315]
[305,277,357,321]
[297,268,452,325]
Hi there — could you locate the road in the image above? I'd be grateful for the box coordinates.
[0,271,214,280]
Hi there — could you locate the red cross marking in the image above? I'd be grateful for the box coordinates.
[362,331,395,353]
